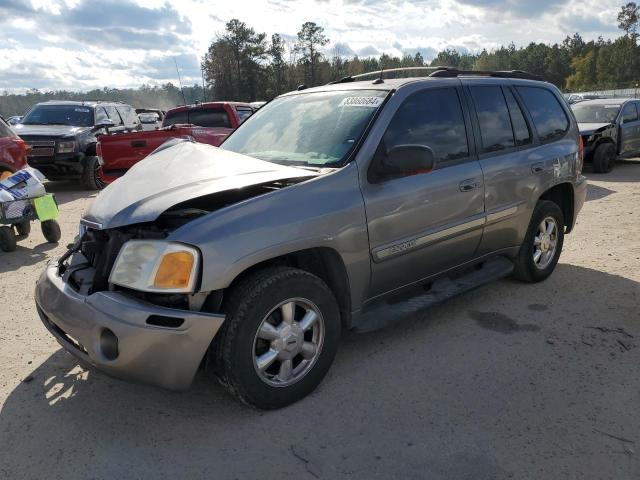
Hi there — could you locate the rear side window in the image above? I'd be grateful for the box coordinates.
[470,86,514,152]
[163,111,188,126]
[95,107,108,123]
[0,117,16,138]
[236,107,253,124]
[381,87,469,164]
[188,108,231,128]
[621,103,638,123]
[503,88,531,146]
[516,87,569,142]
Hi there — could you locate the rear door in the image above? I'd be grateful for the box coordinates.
[619,102,639,155]
[360,86,485,298]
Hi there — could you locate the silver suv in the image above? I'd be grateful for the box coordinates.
[36,68,587,408]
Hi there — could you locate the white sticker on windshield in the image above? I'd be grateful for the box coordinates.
[75,108,90,112]
[340,96,383,108]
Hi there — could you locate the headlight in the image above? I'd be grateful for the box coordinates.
[57,140,77,153]
[109,240,200,293]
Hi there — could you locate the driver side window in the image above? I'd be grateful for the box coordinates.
[370,87,469,182]
[621,103,638,123]
[95,107,108,123]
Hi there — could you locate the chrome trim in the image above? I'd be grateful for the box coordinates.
[26,141,56,147]
[80,218,103,230]
[373,217,486,262]
[486,205,519,224]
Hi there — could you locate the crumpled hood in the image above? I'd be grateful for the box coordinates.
[578,122,613,136]
[13,124,90,138]
[83,142,317,229]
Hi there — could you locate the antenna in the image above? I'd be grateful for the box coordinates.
[201,67,207,102]
[174,57,187,105]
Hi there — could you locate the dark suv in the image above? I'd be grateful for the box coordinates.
[14,100,141,188]
[37,68,587,408]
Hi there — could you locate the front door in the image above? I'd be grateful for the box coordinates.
[619,102,640,156]
[359,86,485,299]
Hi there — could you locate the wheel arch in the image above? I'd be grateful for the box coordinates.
[215,247,353,327]
[538,182,575,233]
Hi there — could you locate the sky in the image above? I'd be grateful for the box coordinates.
[0,0,623,93]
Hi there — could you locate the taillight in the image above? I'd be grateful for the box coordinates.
[576,136,584,175]
[96,142,102,158]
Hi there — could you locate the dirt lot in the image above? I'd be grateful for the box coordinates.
[0,163,638,479]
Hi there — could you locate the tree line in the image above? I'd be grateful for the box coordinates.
[1,2,638,117]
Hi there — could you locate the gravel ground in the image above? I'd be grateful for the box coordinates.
[0,162,638,479]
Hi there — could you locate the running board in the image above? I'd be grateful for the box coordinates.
[352,257,514,333]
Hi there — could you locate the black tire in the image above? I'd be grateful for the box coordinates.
[513,200,565,283]
[15,221,31,236]
[41,220,61,243]
[212,266,341,409]
[592,143,616,173]
[0,226,17,252]
[81,156,106,190]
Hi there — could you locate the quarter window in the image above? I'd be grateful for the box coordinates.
[470,86,515,153]
[503,88,531,146]
[381,88,469,164]
[516,86,569,142]
[104,106,123,126]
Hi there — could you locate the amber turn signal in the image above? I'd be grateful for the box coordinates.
[154,251,195,289]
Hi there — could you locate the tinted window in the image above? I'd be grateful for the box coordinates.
[621,102,638,123]
[516,87,569,142]
[104,106,123,125]
[22,105,94,127]
[381,88,469,164]
[0,117,16,138]
[162,111,188,126]
[188,108,231,128]
[503,88,531,146]
[470,86,514,152]
[571,103,620,123]
[236,107,253,124]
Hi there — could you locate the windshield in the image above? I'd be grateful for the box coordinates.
[571,103,620,124]
[22,105,94,127]
[221,90,387,167]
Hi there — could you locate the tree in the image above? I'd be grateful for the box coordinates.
[294,22,329,86]
[618,2,639,39]
[268,34,287,96]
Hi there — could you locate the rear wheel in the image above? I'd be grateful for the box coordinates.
[81,156,106,190]
[15,221,31,236]
[0,226,17,252]
[592,143,616,173]
[212,267,341,409]
[513,200,564,283]
[41,220,61,243]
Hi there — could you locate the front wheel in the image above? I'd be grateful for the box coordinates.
[41,220,61,243]
[592,143,616,173]
[81,156,106,190]
[513,200,564,283]
[0,226,17,252]
[212,267,341,409]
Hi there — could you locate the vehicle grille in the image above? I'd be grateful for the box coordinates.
[22,138,57,161]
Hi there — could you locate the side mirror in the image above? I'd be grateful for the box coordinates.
[382,144,435,175]
[94,119,114,131]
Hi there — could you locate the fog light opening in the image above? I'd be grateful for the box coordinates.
[100,328,119,361]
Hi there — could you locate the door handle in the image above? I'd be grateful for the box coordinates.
[131,140,147,148]
[459,179,478,192]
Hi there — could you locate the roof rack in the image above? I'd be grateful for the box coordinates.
[328,66,543,84]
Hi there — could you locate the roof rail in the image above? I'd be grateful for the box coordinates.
[327,66,543,84]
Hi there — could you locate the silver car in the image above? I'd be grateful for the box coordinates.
[35,69,587,408]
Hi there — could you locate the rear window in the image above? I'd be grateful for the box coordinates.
[516,87,569,142]
[116,105,140,127]
[470,86,515,153]
[163,108,231,128]
[0,117,17,138]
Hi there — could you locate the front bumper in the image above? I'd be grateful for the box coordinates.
[35,262,224,391]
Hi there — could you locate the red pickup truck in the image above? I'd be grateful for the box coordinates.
[0,116,28,180]
[94,102,255,189]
